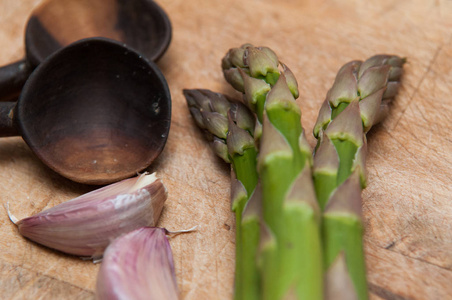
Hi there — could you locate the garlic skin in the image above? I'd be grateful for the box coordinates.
[15,173,167,259]
[96,227,179,300]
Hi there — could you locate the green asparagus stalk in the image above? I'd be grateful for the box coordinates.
[312,55,405,299]
[240,180,262,300]
[183,89,260,300]
[223,45,323,299]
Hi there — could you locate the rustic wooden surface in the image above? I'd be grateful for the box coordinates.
[0,0,451,299]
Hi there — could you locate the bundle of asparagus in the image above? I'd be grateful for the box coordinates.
[185,45,322,300]
[184,45,404,300]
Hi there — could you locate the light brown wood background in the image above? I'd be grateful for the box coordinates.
[0,0,451,299]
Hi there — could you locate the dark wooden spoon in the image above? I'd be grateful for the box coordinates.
[0,37,171,185]
[0,0,172,101]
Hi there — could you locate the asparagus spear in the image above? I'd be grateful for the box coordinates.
[222,44,299,124]
[312,55,405,299]
[223,45,323,300]
[183,89,260,300]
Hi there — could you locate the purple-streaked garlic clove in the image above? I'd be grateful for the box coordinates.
[96,227,179,300]
[10,173,167,260]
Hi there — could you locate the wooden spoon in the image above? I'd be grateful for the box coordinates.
[0,0,172,101]
[0,37,171,185]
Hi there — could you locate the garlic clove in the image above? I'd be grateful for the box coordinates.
[14,173,167,259]
[96,227,179,300]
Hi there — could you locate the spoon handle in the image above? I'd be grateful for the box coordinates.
[0,59,33,102]
[0,102,19,137]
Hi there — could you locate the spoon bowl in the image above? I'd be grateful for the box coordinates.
[0,0,172,101]
[1,37,171,185]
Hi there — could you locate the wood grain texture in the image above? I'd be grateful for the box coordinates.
[0,0,451,299]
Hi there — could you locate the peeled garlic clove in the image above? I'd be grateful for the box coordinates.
[14,173,167,259]
[96,227,179,300]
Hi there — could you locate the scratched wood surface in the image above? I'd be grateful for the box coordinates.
[0,0,451,299]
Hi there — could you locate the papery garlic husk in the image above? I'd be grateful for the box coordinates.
[14,173,167,259]
[96,227,179,300]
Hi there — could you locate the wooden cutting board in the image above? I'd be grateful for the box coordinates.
[0,0,451,299]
